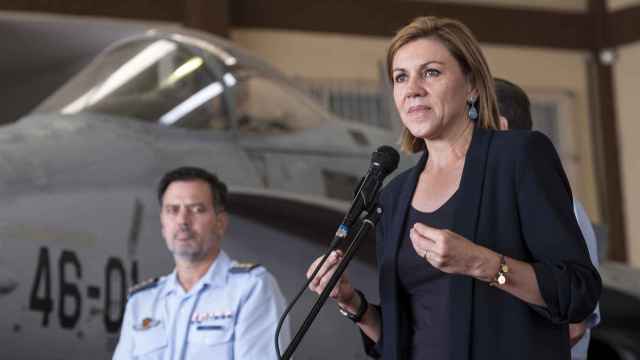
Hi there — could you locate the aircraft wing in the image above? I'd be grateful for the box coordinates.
[228,186,377,266]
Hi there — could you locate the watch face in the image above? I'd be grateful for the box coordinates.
[497,274,506,285]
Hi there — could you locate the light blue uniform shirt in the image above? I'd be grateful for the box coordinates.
[113,251,290,360]
[572,200,601,360]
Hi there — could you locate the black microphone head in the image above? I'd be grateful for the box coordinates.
[372,145,400,175]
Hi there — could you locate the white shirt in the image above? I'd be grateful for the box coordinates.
[112,251,290,360]
[571,200,601,360]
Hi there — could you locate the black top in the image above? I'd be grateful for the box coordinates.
[398,191,458,360]
[363,129,601,360]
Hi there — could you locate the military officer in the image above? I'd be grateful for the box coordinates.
[113,166,290,360]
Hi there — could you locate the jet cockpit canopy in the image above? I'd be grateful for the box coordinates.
[35,30,331,134]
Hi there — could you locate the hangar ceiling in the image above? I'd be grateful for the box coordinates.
[1,0,639,47]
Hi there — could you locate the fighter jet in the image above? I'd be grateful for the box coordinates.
[0,25,638,360]
[0,27,405,359]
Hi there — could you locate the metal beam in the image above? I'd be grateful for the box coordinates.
[0,0,591,49]
[588,0,627,262]
[610,5,640,47]
[3,1,640,48]
[231,0,591,49]
[184,0,230,38]
[0,0,181,22]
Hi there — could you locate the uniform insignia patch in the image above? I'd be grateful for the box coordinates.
[229,262,261,274]
[133,317,161,331]
[128,277,159,298]
[196,325,223,331]
[191,311,234,323]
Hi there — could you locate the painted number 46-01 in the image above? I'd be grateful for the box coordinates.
[29,247,138,333]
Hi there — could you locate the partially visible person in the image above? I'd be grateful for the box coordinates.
[113,166,289,360]
[306,16,601,360]
[495,78,601,360]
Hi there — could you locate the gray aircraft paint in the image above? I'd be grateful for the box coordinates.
[0,24,398,360]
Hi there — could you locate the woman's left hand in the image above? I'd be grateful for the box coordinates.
[410,222,496,279]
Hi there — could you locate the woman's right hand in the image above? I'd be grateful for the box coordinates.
[306,250,358,310]
[307,250,381,343]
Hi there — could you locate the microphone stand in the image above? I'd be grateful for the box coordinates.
[281,205,383,360]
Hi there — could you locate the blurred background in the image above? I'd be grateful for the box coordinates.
[0,1,638,359]
[2,0,638,266]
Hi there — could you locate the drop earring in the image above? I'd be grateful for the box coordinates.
[467,96,478,121]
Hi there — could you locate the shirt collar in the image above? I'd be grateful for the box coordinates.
[161,250,231,297]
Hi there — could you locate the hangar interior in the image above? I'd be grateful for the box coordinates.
[1,1,640,359]
[1,0,638,266]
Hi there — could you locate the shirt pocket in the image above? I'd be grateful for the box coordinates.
[132,322,167,358]
[187,321,234,359]
[189,321,234,346]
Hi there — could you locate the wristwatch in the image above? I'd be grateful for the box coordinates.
[337,289,368,323]
[489,254,509,287]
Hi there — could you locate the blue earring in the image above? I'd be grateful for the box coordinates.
[467,96,478,121]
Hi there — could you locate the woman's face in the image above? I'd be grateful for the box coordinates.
[392,37,476,141]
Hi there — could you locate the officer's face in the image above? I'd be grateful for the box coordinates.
[160,180,228,263]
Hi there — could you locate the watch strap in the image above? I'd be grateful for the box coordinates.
[337,289,368,323]
[489,254,509,287]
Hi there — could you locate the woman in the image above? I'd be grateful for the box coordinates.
[307,16,601,360]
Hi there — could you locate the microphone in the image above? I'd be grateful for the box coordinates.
[332,145,399,245]
[276,146,398,359]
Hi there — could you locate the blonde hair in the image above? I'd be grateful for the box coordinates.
[387,16,500,153]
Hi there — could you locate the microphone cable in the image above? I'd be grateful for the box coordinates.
[274,235,345,359]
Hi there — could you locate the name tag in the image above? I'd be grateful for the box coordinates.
[196,325,224,331]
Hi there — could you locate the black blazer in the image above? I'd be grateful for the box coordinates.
[365,127,601,360]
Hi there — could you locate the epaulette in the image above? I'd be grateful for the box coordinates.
[128,277,159,298]
[229,262,262,274]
